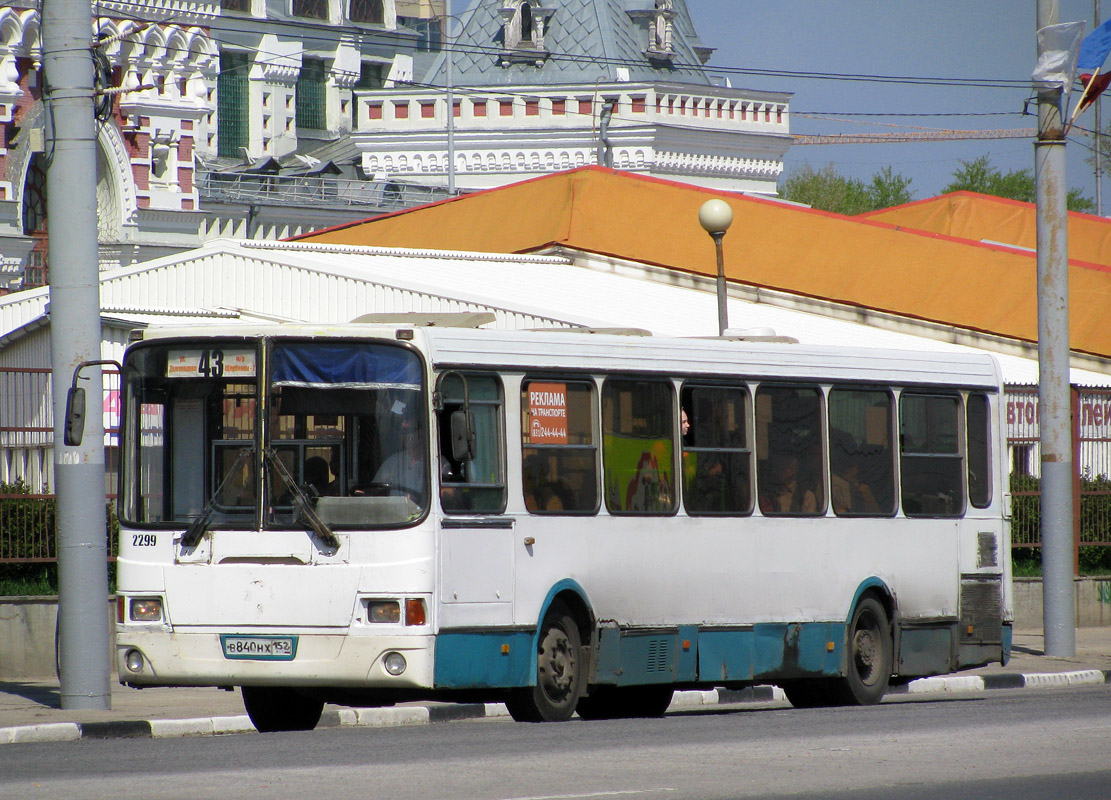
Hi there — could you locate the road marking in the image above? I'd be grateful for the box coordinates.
[500,790,676,800]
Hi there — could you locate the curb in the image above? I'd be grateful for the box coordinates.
[890,668,1111,696]
[2,670,1107,745]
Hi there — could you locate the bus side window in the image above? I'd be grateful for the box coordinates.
[966,393,992,509]
[437,373,506,514]
[828,388,895,516]
[601,379,677,514]
[900,393,964,518]
[521,379,598,514]
[680,384,752,516]
[755,386,825,516]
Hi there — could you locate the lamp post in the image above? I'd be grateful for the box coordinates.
[699,199,734,336]
[439,2,468,195]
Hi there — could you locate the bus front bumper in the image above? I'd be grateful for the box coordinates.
[116,629,435,690]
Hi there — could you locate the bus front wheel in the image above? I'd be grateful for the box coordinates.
[241,686,325,732]
[506,603,584,722]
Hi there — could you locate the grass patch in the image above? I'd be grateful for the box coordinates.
[0,564,115,596]
[0,564,58,597]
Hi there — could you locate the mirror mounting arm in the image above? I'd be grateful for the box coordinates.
[64,359,123,447]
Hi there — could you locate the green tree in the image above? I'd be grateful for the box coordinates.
[867,165,914,210]
[943,155,1095,213]
[780,163,913,215]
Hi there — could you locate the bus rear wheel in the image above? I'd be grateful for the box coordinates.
[841,596,892,705]
[782,597,892,708]
[576,685,675,720]
[506,603,583,722]
[241,686,325,732]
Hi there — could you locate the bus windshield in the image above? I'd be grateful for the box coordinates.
[120,339,428,531]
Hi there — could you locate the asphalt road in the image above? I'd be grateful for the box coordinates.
[3,687,1110,800]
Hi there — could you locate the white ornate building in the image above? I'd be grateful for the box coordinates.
[0,1,443,291]
[351,0,792,192]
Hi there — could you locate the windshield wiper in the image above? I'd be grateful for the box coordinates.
[265,449,340,552]
[181,447,253,549]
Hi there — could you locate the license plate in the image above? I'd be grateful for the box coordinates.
[221,635,298,661]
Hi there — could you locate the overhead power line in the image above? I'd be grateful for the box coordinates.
[794,128,1037,145]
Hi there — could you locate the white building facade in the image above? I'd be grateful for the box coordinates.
[0,0,439,290]
[351,0,792,193]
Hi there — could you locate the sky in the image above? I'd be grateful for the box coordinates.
[685,0,1106,204]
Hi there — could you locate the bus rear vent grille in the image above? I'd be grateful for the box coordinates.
[646,638,673,673]
[960,576,1003,645]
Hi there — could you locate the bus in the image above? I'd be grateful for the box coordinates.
[106,317,1012,730]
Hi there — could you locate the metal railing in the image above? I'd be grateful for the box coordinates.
[197,172,453,211]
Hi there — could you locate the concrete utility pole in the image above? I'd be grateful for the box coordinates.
[43,0,112,707]
[1035,0,1077,657]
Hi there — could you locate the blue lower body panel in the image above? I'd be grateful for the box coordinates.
[433,619,1001,690]
[433,630,533,689]
[595,622,845,686]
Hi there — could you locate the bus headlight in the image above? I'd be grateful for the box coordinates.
[383,652,407,676]
[366,600,401,623]
[130,598,162,622]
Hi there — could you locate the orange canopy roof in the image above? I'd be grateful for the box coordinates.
[861,191,1111,271]
[296,167,1111,359]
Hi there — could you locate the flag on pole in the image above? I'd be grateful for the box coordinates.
[1077,72,1111,113]
[1078,17,1111,72]
[1032,21,1084,92]
[1074,18,1111,117]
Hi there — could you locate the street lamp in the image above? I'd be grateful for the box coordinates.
[439,2,471,195]
[699,198,734,336]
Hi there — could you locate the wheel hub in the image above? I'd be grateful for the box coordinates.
[854,628,878,684]
[539,627,576,700]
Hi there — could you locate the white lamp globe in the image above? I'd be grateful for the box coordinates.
[698,199,734,235]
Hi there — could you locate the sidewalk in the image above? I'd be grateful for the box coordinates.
[3,628,1109,745]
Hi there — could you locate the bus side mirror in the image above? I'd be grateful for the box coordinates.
[450,409,476,463]
[64,387,87,447]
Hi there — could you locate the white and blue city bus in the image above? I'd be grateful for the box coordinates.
[109,317,1011,730]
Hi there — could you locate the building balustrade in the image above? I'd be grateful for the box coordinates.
[356,84,789,133]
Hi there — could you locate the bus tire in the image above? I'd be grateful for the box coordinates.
[241,686,325,732]
[840,596,892,705]
[576,685,675,720]
[506,603,584,722]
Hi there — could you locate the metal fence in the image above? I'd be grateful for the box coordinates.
[1006,386,1111,553]
[1078,388,1111,553]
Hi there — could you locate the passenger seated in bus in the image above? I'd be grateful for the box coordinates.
[831,452,879,515]
[526,481,575,512]
[759,454,817,514]
[523,454,575,512]
[303,456,335,497]
[275,455,333,507]
[326,453,344,496]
